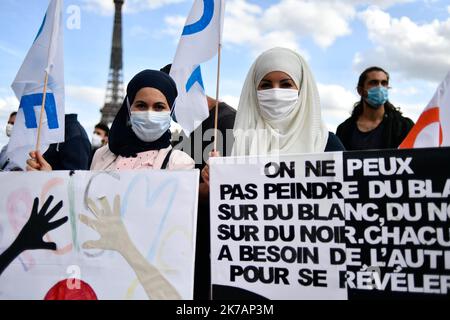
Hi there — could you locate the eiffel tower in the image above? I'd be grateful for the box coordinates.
[100,0,124,125]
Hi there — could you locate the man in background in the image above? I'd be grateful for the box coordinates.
[0,111,20,171]
[91,122,109,149]
[336,66,414,150]
[89,122,109,167]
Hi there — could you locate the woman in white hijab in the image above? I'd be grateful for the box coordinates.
[232,47,344,156]
[201,47,344,184]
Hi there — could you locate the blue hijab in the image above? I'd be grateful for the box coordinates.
[108,70,177,157]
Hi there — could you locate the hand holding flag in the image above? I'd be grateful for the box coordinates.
[7,0,65,170]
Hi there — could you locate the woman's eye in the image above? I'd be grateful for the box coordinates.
[153,104,165,111]
[259,83,272,89]
[281,82,295,88]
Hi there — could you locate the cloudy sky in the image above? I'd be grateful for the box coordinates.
[1,0,450,148]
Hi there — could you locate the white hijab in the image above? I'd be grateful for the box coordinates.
[232,47,329,156]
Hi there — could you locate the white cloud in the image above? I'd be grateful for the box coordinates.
[125,0,187,13]
[0,95,19,113]
[222,0,263,47]
[82,0,187,16]
[318,83,359,113]
[159,0,422,61]
[163,0,302,57]
[163,15,186,37]
[221,0,415,53]
[66,85,105,108]
[448,5,450,14]
[81,0,114,16]
[162,0,418,58]
[221,0,350,54]
[351,0,416,8]
[391,86,420,96]
[65,86,107,140]
[262,0,356,49]
[221,94,239,109]
[354,6,450,82]
[249,31,301,57]
[317,83,359,130]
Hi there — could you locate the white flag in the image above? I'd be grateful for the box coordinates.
[400,71,450,149]
[7,0,65,169]
[170,0,225,136]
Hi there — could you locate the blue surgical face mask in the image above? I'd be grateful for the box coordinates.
[130,111,171,142]
[365,86,389,109]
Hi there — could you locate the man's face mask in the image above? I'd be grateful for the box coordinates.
[91,133,103,148]
[5,123,13,137]
[365,86,388,109]
[130,111,171,142]
[257,88,299,120]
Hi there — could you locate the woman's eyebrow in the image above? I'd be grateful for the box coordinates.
[280,78,295,82]
[134,100,147,105]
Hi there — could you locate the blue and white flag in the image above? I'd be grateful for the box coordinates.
[170,0,225,136]
[7,0,65,169]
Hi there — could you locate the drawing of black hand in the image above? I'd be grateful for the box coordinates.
[16,196,66,251]
[0,195,67,276]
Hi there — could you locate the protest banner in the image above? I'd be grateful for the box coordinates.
[0,169,199,300]
[210,147,450,299]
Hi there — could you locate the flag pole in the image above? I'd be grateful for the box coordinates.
[35,0,61,152]
[35,71,49,151]
[213,42,222,153]
[213,1,223,153]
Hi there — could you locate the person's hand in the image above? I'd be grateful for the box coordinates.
[15,195,66,251]
[26,151,52,171]
[201,165,210,186]
[201,150,221,186]
[210,150,220,158]
[79,195,130,254]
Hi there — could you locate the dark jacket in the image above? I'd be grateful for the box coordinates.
[174,102,236,171]
[325,132,345,151]
[43,114,91,170]
[336,107,414,150]
[175,102,236,300]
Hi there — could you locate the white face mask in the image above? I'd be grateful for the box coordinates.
[257,88,299,120]
[91,133,103,148]
[5,123,13,137]
[130,111,171,142]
